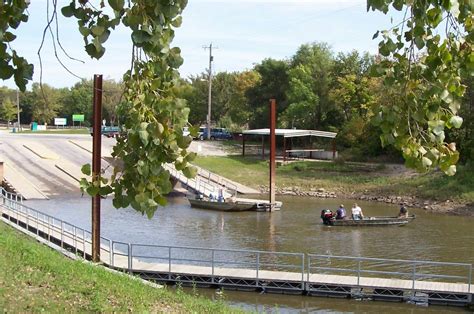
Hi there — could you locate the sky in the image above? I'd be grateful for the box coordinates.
[2,0,400,89]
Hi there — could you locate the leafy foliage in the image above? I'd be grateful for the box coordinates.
[368,0,473,175]
[61,0,195,217]
[0,96,17,125]
[0,0,33,91]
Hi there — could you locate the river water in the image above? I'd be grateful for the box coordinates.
[27,195,473,313]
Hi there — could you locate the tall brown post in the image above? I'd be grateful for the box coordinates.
[269,99,276,210]
[92,74,103,262]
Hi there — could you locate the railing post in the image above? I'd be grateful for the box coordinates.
[469,264,472,293]
[60,221,64,248]
[168,247,172,275]
[307,255,311,282]
[301,253,305,289]
[357,258,361,286]
[412,262,416,291]
[83,229,86,259]
[128,243,132,274]
[74,226,77,255]
[48,216,51,242]
[256,253,260,286]
[212,250,215,278]
[36,211,39,236]
[109,240,113,266]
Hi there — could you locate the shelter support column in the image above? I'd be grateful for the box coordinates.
[283,137,286,162]
[332,139,336,160]
[242,134,246,157]
[261,136,265,160]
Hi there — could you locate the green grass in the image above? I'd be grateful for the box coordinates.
[0,222,241,313]
[193,156,474,203]
[16,129,90,135]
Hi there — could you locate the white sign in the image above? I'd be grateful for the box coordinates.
[54,118,67,126]
[37,125,47,131]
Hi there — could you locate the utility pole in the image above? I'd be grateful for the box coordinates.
[203,43,217,140]
[16,89,20,131]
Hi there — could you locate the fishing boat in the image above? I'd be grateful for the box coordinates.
[187,197,255,212]
[325,215,416,226]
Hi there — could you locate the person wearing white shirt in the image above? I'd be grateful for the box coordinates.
[351,203,364,220]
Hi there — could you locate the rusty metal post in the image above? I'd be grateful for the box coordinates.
[269,99,276,210]
[92,74,103,263]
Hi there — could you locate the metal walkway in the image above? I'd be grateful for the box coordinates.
[1,190,472,308]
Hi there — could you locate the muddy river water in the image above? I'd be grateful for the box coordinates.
[27,195,473,313]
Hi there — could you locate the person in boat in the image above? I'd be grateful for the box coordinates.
[351,203,364,220]
[398,204,408,218]
[335,204,346,220]
[217,187,225,203]
[209,193,216,201]
[196,194,204,200]
[320,209,335,225]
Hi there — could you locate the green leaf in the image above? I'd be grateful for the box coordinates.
[171,16,182,27]
[81,164,92,175]
[131,30,151,45]
[449,116,463,128]
[139,130,149,146]
[440,89,453,103]
[91,25,105,36]
[86,185,100,196]
[61,4,75,18]
[108,0,125,11]
[99,185,113,196]
[182,166,197,178]
[445,165,456,176]
[422,156,433,168]
[0,64,14,79]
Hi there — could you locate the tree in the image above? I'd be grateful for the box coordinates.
[247,58,289,128]
[0,97,17,128]
[31,83,60,124]
[369,0,473,175]
[286,43,335,129]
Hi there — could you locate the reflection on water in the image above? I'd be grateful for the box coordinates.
[26,194,474,313]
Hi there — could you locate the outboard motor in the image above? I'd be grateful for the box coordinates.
[320,209,334,225]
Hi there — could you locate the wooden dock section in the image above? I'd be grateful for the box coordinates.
[1,192,472,308]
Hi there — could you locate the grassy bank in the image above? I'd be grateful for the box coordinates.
[193,156,474,204]
[0,222,239,313]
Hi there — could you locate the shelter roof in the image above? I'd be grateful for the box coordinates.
[242,128,337,139]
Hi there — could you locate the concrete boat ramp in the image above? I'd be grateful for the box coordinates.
[1,134,270,209]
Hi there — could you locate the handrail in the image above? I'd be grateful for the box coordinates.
[307,254,472,293]
[1,192,472,295]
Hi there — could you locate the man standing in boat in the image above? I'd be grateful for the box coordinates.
[351,203,364,220]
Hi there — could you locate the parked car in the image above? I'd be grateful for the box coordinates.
[198,127,232,140]
[89,126,121,138]
[182,126,190,137]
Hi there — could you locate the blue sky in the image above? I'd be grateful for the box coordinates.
[2,0,399,89]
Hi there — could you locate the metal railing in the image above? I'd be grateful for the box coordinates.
[1,187,23,203]
[1,191,472,298]
[308,254,472,293]
[164,163,235,198]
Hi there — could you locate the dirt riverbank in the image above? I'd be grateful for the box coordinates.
[257,185,474,217]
